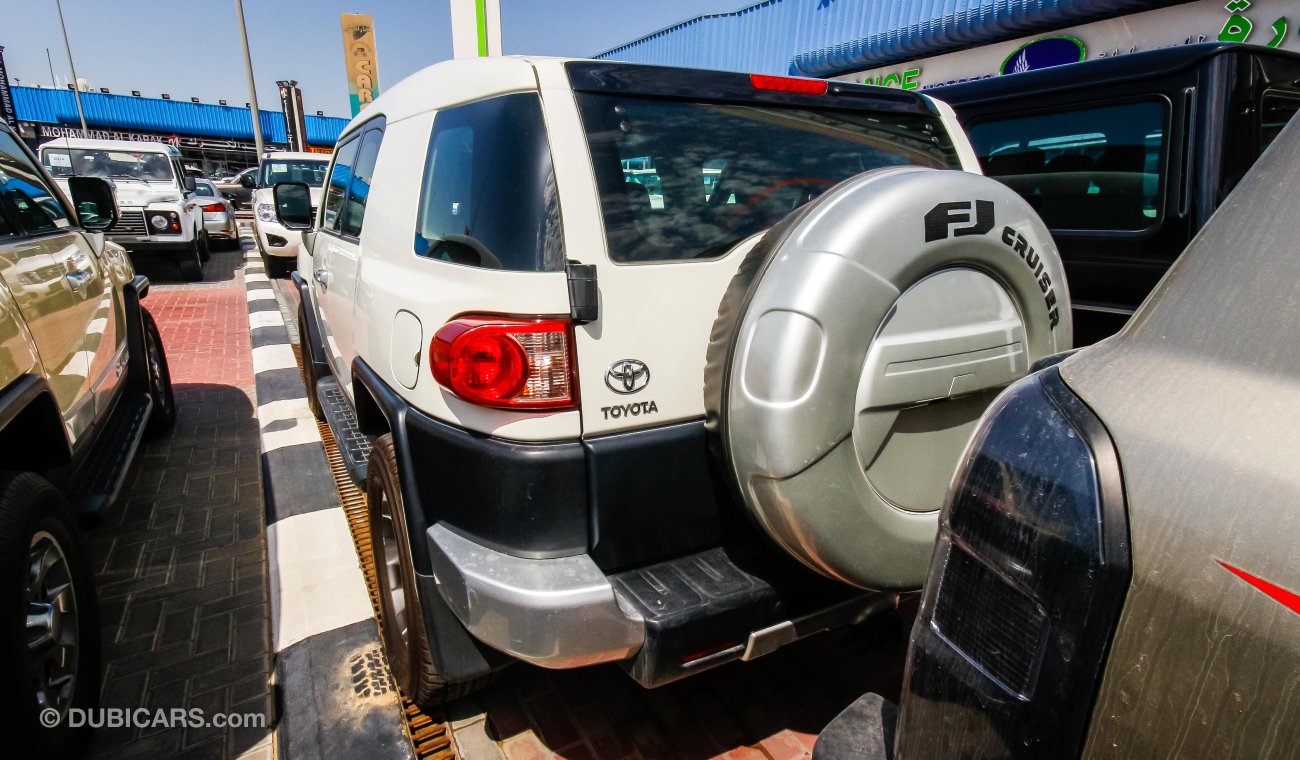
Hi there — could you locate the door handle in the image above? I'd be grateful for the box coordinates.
[66,271,93,291]
[313,267,330,287]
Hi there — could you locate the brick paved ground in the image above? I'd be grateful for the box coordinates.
[455,603,915,760]
[85,242,275,759]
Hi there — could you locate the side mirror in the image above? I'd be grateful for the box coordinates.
[239,173,257,189]
[182,174,197,192]
[69,176,118,232]
[273,182,313,230]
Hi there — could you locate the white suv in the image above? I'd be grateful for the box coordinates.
[271,56,1072,707]
[40,138,208,280]
[251,151,327,275]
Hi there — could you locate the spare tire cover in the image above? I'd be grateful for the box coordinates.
[704,167,1071,590]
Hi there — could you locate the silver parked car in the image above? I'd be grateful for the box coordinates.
[814,104,1300,760]
[192,179,239,250]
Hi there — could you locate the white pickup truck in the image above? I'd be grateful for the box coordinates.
[269,56,1071,707]
[40,138,208,281]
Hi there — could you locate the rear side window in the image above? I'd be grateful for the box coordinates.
[1260,91,1300,154]
[576,94,958,263]
[968,101,1167,232]
[414,94,564,271]
[0,131,71,234]
[321,137,360,232]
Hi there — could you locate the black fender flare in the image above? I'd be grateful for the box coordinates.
[122,275,153,395]
[290,271,331,383]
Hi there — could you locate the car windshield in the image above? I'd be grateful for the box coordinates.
[576,94,959,263]
[41,147,177,183]
[260,159,327,188]
[193,183,216,197]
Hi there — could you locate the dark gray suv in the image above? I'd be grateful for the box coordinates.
[815,86,1300,760]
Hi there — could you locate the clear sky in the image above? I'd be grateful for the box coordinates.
[1,0,748,119]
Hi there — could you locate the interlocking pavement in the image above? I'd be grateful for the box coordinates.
[449,603,914,760]
[84,244,274,759]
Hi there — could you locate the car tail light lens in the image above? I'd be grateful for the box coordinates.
[896,367,1130,758]
[201,203,225,212]
[749,73,828,95]
[430,317,576,410]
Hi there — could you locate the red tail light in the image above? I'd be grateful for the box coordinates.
[431,317,576,410]
[201,203,226,212]
[749,73,828,95]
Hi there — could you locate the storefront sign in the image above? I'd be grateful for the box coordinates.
[341,13,381,116]
[841,0,1298,90]
[0,46,18,131]
[31,123,270,153]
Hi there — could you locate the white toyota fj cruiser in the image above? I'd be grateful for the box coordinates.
[271,56,1071,706]
[40,138,209,281]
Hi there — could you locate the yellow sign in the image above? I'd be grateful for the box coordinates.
[340,13,380,116]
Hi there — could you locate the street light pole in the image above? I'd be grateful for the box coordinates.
[54,0,89,137]
[233,0,265,158]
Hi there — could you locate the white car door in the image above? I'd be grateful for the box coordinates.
[312,135,361,382]
[317,120,385,397]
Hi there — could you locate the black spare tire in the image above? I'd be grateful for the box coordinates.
[705,167,1071,590]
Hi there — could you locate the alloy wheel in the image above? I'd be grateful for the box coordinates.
[25,530,79,718]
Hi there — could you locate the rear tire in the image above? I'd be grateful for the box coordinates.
[263,253,293,279]
[297,303,324,421]
[198,231,211,263]
[142,308,176,437]
[0,472,100,760]
[367,435,489,708]
[704,167,1071,590]
[178,239,203,282]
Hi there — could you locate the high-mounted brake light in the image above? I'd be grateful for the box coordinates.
[749,73,828,95]
[430,317,576,410]
[201,203,226,212]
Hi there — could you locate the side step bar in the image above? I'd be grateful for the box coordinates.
[70,394,151,513]
[611,546,898,688]
[316,375,373,485]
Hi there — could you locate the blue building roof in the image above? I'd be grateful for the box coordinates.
[13,86,348,147]
[596,0,1180,78]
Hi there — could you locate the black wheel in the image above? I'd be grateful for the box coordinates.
[198,231,211,263]
[177,239,203,282]
[367,435,488,708]
[297,303,324,421]
[0,472,100,760]
[142,309,176,437]
[263,254,293,278]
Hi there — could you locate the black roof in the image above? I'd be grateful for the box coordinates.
[930,43,1300,106]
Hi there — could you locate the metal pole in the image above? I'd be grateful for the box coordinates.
[54,0,89,137]
[234,0,265,158]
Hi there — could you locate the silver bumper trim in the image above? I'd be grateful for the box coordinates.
[426,523,645,669]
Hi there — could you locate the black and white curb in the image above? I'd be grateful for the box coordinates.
[244,244,413,760]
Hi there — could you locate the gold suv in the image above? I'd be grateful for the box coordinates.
[0,122,175,758]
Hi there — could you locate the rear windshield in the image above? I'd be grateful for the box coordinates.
[576,94,958,263]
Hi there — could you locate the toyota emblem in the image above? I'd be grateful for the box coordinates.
[605,359,650,394]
